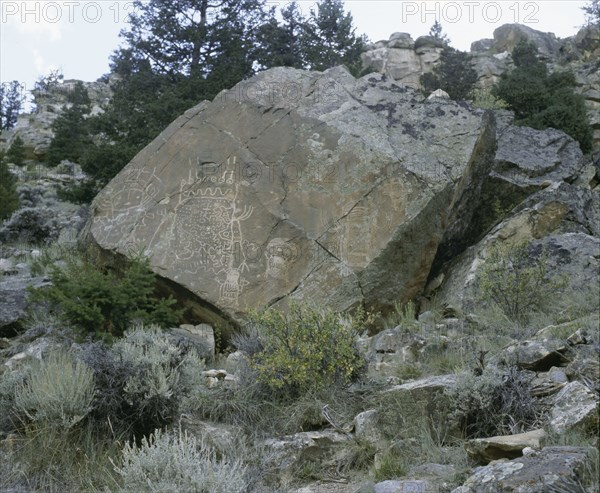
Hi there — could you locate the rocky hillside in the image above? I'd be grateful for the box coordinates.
[0,78,112,161]
[362,23,600,151]
[84,64,599,332]
[0,23,598,493]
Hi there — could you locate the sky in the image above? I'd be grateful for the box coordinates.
[0,1,590,96]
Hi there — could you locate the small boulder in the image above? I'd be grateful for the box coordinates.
[169,323,215,358]
[353,409,383,444]
[465,428,546,464]
[374,480,432,493]
[427,89,450,100]
[550,381,599,434]
[493,340,570,371]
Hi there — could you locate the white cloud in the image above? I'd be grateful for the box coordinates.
[4,1,64,41]
[32,48,57,76]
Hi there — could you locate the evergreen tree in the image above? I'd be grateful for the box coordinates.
[0,81,25,130]
[583,0,600,26]
[420,46,478,100]
[0,156,19,221]
[80,0,271,189]
[46,82,93,166]
[302,0,367,75]
[256,2,306,69]
[429,20,449,44]
[5,136,26,166]
[494,40,593,153]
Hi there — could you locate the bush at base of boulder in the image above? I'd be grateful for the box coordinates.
[248,303,366,398]
[30,253,184,337]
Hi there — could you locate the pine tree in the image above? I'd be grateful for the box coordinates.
[0,157,19,221]
[302,0,367,76]
[429,20,449,44]
[5,136,26,166]
[257,1,306,69]
[494,40,593,153]
[0,81,25,130]
[46,82,93,166]
[583,0,600,26]
[420,46,478,100]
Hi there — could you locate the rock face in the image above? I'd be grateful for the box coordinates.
[436,180,600,315]
[85,66,495,325]
[0,79,112,160]
[454,446,595,493]
[550,381,599,434]
[362,23,600,151]
[361,33,443,88]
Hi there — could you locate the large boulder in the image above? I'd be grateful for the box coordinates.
[85,66,496,325]
[454,446,596,493]
[491,24,561,60]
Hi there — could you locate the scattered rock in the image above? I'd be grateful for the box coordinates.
[169,323,215,358]
[550,381,599,434]
[383,374,459,437]
[0,276,49,336]
[374,479,433,493]
[353,409,382,444]
[178,415,242,455]
[465,428,546,464]
[427,89,450,100]
[494,340,570,371]
[263,430,350,478]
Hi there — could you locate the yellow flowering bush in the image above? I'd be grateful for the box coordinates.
[248,303,366,397]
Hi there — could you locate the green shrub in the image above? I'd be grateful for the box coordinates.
[420,46,478,100]
[478,240,568,325]
[472,88,509,110]
[15,350,95,429]
[30,252,183,337]
[85,325,205,437]
[248,303,365,397]
[446,366,542,438]
[494,40,593,153]
[4,136,26,166]
[113,428,247,493]
[0,158,19,221]
[0,206,61,244]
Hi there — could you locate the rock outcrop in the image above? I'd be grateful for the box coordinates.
[362,23,600,151]
[361,33,444,89]
[0,79,112,160]
[85,66,497,325]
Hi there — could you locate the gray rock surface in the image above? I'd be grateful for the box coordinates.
[454,446,596,493]
[0,275,48,336]
[85,66,495,324]
[550,381,599,433]
[465,429,546,464]
[436,180,600,315]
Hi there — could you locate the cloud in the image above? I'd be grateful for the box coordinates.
[33,48,57,76]
[4,1,64,41]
